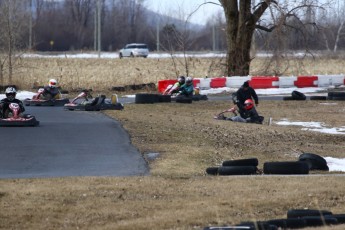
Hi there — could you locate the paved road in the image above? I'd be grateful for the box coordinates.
[0,106,149,178]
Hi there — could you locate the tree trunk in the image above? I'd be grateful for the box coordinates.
[219,0,272,76]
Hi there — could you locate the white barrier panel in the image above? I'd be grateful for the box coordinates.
[278,76,297,88]
[198,78,211,89]
[225,76,250,88]
[316,75,345,87]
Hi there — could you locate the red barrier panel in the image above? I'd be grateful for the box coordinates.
[210,78,226,88]
[294,76,318,88]
[193,79,200,87]
[250,76,279,89]
[158,79,177,93]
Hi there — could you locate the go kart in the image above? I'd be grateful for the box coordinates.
[163,84,208,101]
[24,88,69,106]
[64,90,124,111]
[0,103,39,127]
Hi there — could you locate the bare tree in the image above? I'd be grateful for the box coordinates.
[219,0,330,76]
[64,0,95,50]
[0,0,27,85]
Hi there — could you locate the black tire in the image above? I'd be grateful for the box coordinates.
[192,96,200,101]
[222,158,258,167]
[298,153,329,171]
[135,93,159,104]
[238,221,272,230]
[205,167,219,175]
[283,96,294,100]
[329,91,345,98]
[158,95,171,103]
[263,161,309,175]
[284,218,307,229]
[325,214,345,224]
[175,97,193,104]
[292,90,306,100]
[287,209,333,218]
[302,216,338,227]
[310,96,327,100]
[265,219,287,229]
[119,53,123,59]
[217,166,257,176]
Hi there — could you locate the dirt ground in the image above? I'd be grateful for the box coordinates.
[1,56,345,229]
[1,96,344,230]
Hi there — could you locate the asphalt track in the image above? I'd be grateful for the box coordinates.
[0,106,149,178]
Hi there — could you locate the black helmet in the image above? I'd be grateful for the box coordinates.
[178,76,185,84]
[5,87,16,101]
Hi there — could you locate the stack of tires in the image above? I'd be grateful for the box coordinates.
[328,91,345,100]
[135,93,171,104]
[203,209,345,230]
[206,158,258,176]
[206,153,328,176]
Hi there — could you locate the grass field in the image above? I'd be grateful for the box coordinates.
[0,55,345,229]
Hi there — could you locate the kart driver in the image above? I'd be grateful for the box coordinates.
[163,76,185,95]
[215,99,264,124]
[234,80,259,117]
[0,87,25,118]
[35,79,62,100]
[177,76,194,97]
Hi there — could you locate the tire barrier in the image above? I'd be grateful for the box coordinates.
[287,209,333,218]
[222,158,259,167]
[291,90,307,100]
[135,93,159,104]
[217,166,257,176]
[204,210,345,230]
[328,91,345,100]
[298,153,329,171]
[263,161,309,175]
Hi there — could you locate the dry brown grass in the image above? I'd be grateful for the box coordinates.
[1,56,345,229]
[6,54,345,91]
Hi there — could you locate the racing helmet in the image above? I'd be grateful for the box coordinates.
[178,76,185,85]
[49,79,58,88]
[5,87,16,101]
[186,76,193,85]
[244,99,254,110]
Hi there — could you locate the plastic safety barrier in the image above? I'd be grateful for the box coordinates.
[210,77,226,88]
[294,76,318,88]
[250,76,279,89]
[157,79,177,93]
[316,75,345,87]
[278,76,297,88]
[225,76,250,88]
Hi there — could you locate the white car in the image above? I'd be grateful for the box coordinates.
[119,43,149,58]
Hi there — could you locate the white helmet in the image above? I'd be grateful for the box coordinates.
[49,79,58,88]
[5,87,16,101]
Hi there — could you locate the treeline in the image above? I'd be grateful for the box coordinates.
[0,0,344,53]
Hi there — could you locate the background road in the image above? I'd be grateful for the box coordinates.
[0,106,149,178]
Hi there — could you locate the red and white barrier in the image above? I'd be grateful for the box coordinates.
[158,75,345,92]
